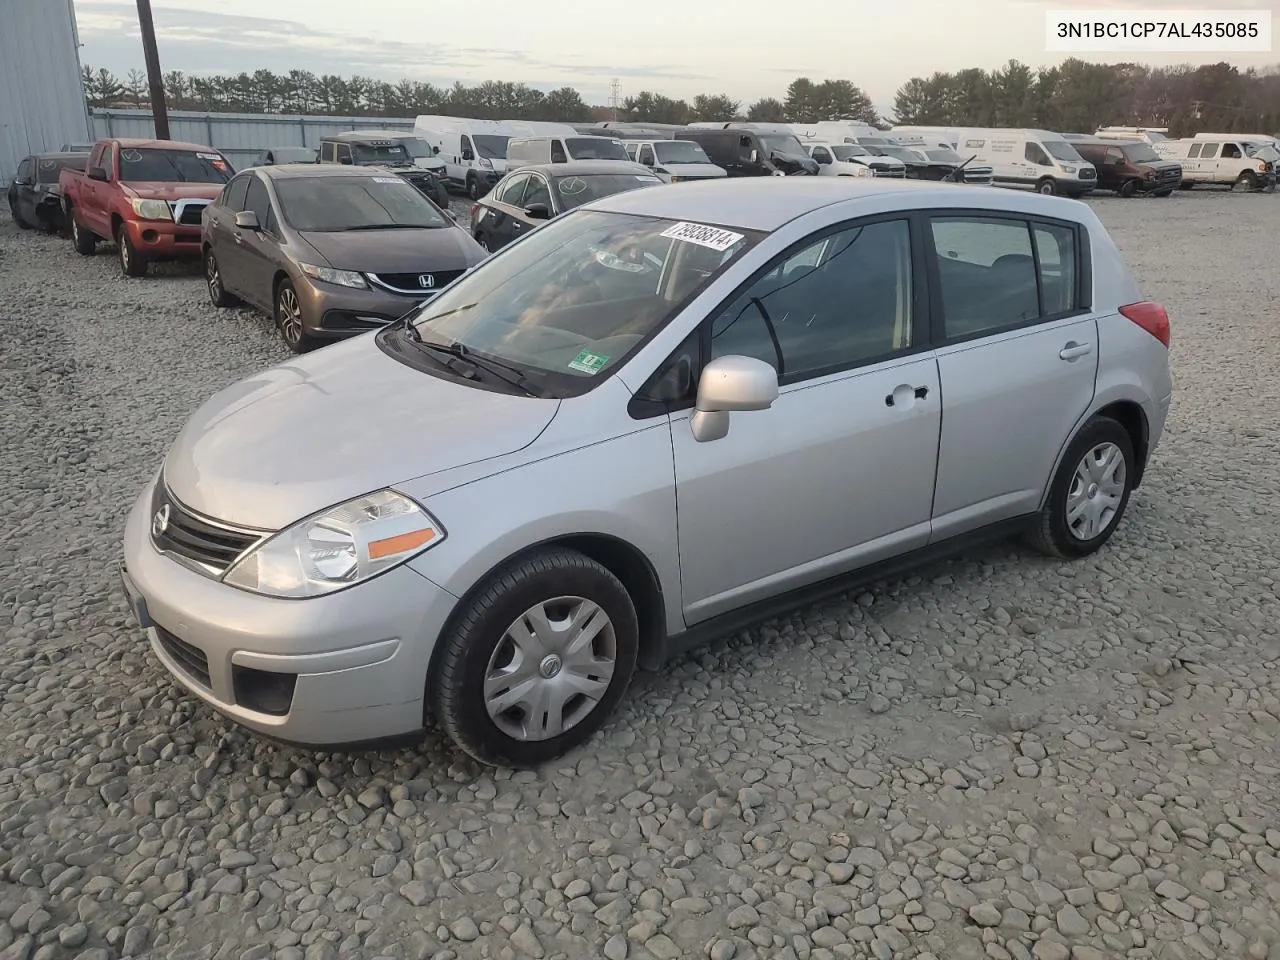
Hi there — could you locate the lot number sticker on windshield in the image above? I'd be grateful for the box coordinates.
[660,221,744,252]
[372,177,402,184]
[568,350,609,375]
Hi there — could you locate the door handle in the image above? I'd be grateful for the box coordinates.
[233,233,243,245]
[885,385,929,407]
[208,217,219,227]
[1059,341,1093,361]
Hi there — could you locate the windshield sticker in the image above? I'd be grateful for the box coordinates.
[39,159,57,169]
[372,176,403,184]
[568,350,609,375]
[660,221,745,252]
[196,152,221,161]
[120,149,143,162]
[558,177,587,196]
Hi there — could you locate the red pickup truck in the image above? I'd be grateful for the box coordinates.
[60,138,234,277]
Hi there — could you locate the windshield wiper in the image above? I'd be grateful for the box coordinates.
[409,340,540,396]
[344,223,431,231]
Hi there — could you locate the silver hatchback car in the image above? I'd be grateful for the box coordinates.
[121,178,1173,767]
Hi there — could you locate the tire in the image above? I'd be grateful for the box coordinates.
[431,548,639,768]
[467,175,482,201]
[117,227,148,277]
[1154,189,1174,198]
[1178,182,1194,190]
[8,199,33,229]
[274,278,316,353]
[1235,171,1259,192]
[1027,416,1136,560]
[204,247,239,307]
[71,214,97,255]
[1118,179,1138,198]
[475,232,492,253]
[1036,178,1057,196]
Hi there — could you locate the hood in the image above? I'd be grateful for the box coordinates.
[298,225,486,273]
[661,163,726,179]
[773,153,820,175]
[162,335,558,530]
[120,181,225,201]
[413,158,446,171]
[483,159,508,175]
[1148,159,1184,172]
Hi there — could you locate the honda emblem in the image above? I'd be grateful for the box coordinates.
[418,274,435,288]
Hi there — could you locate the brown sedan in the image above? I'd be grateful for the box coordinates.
[202,164,487,352]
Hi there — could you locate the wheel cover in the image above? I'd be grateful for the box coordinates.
[206,254,220,299]
[1066,442,1126,541]
[483,596,617,742]
[120,237,130,268]
[278,287,303,345]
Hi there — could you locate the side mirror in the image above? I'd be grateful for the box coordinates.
[338,156,353,165]
[689,355,779,442]
[445,210,458,222]
[432,145,440,155]
[234,210,260,230]
[88,167,108,182]
[524,202,551,220]
[13,177,31,186]
[461,149,474,161]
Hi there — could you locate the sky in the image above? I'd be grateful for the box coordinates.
[72,0,1280,114]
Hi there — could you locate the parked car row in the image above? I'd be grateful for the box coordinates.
[112,174,1174,767]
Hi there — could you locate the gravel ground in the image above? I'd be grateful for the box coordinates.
[2,187,1279,960]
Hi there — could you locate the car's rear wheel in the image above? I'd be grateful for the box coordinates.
[431,548,639,768]
[274,278,316,353]
[205,248,239,307]
[117,227,148,277]
[1028,416,1136,560]
[71,214,96,255]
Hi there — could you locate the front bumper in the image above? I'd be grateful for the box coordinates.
[120,482,458,745]
[294,274,433,340]
[122,218,203,260]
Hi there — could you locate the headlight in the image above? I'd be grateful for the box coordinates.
[298,262,367,289]
[855,165,872,178]
[479,158,493,169]
[129,198,173,221]
[222,489,445,598]
[1060,165,1076,174]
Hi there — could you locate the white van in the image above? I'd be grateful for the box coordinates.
[1153,137,1277,190]
[413,116,513,199]
[505,134,632,170]
[620,139,727,182]
[891,126,1096,196]
[1095,126,1169,144]
[788,120,882,144]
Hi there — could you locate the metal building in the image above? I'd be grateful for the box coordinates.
[0,0,92,184]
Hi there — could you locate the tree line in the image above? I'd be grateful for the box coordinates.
[82,60,1280,135]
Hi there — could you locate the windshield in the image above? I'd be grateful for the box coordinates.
[1122,144,1161,163]
[566,137,630,161]
[830,144,870,160]
[38,156,85,183]
[758,134,807,156]
[877,146,919,162]
[1043,139,1084,162]
[352,142,410,164]
[118,148,231,183]
[654,141,712,164]
[473,135,510,159]
[924,147,962,162]
[554,173,662,211]
[275,175,449,231]
[399,210,759,397]
[394,137,435,159]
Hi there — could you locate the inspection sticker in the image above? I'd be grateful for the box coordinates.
[196,152,221,161]
[372,177,403,184]
[660,221,744,252]
[568,350,609,375]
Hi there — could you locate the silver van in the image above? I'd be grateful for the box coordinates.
[506,135,631,170]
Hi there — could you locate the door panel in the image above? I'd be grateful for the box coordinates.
[672,356,941,623]
[931,316,1098,537]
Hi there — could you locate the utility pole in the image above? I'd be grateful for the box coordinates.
[610,78,620,121]
[136,0,170,139]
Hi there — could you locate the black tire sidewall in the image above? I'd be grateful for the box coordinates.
[434,551,639,767]
[1119,180,1137,198]
[1042,417,1136,558]
[119,230,146,277]
[275,279,307,352]
[1037,179,1056,195]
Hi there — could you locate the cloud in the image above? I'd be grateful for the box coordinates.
[1014,0,1277,7]
[73,0,707,102]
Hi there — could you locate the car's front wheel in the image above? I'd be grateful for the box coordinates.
[118,227,148,277]
[431,548,639,768]
[1028,415,1136,559]
[274,278,316,353]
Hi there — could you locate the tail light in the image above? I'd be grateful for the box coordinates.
[1119,301,1170,347]
[470,203,478,221]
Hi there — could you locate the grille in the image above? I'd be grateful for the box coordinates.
[368,269,465,294]
[149,481,261,574]
[171,201,208,226]
[156,625,211,687]
[1079,169,1097,179]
